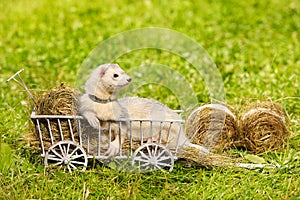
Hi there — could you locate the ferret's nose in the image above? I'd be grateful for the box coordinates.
[127,78,132,82]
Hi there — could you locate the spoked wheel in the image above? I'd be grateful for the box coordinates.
[132,143,174,173]
[45,141,88,173]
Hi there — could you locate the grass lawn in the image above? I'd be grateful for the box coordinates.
[0,0,299,199]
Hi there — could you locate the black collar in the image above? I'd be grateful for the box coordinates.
[88,94,117,103]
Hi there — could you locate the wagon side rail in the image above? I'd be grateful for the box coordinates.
[31,110,185,159]
[82,117,185,159]
[30,111,84,156]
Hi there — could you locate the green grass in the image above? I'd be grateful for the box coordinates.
[0,0,299,199]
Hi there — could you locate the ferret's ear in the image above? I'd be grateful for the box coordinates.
[99,65,109,77]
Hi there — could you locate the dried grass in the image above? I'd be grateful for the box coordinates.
[36,83,80,115]
[185,104,239,152]
[237,101,289,154]
[178,146,238,168]
[31,83,81,150]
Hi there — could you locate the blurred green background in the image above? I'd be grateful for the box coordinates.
[0,0,299,199]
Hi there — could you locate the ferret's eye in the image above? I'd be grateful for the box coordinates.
[113,74,119,78]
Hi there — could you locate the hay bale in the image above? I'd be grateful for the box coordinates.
[36,83,79,115]
[32,83,81,150]
[185,104,239,152]
[238,101,289,154]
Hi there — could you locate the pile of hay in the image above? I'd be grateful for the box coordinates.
[178,146,238,168]
[31,83,81,150]
[237,101,289,154]
[185,104,239,152]
[36,83,80,115]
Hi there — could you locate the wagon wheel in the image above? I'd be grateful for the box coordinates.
[45,141,88,173]
[132,143,174,172]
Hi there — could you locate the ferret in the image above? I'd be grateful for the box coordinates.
[79,63,131,126]
[79,64,207,156]
[79,64,131,155]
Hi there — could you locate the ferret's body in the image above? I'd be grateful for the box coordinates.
[119,96,187,148]
[79,64,188,155]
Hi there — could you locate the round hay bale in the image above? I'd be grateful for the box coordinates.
[185,104,239,152]
[32,83,81,150]
[36,83,80,115]
[238,101,289,154]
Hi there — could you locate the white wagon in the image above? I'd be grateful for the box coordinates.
[8,69,184,173]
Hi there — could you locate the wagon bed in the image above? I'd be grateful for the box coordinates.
[30,110,184,173]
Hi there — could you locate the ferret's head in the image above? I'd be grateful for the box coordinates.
[84,64,132,95]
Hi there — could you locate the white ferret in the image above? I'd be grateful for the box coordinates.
[79,64,204,156]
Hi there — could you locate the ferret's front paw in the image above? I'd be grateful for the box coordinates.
[87,116,100,129]
[105,144,120,156]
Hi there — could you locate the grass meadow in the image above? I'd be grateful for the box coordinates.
[0,0,299,199]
